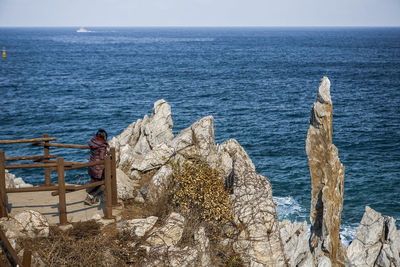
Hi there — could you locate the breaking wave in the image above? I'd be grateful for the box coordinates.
[274,196,307,222]
[340,223,358,247]
[275,196,358,247]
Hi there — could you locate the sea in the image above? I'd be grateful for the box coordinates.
[1,27,399,245]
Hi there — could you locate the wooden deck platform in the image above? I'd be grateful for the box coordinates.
[7,189,121,225]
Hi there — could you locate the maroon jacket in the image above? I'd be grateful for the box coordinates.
[88,136,108,179]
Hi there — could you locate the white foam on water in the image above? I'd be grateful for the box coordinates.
[275,196,358,247]
[340,223,358,247]
[274,196,307,222]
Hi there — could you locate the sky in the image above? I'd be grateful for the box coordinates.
[0,0,399,27]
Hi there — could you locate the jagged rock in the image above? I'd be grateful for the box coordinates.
[167,125,193,152]
[109,99,174,174]
[134,189,145,203]
[5,170,15,188]
[280,220,313,267]
[318,255,333,267]
[147,212,185,246]
[0,210,49,249]
[130,143,175,172]
[13,210,49,238]
[5,170,32,188]
[194,227,211,266]
[117,216,158,237]
[144,99,174,149]
[306,77,346,265]
[346,206,400,267]
[219,139,286,266]
[147,165,173,203]
[188,115,216,157]
[116,168,136,200]
[169,115,215,155]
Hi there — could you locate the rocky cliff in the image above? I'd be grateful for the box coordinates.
[109,99,287,266]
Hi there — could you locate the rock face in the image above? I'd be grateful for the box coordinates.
[115,168,136,200]
[108,99,174,174]
[280,220,313,267]
[117,216,158,237]
[346,206,400,267]
[219,139,287,266]
[5,170,32,188]
[0,210,49,249]
[108,99,287,265]
[146,212,185,246]
[306,77,346,266]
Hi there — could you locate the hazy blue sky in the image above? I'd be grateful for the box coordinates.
[0,0,399,27]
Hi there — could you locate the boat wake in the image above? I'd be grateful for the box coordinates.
[77,27,92,33]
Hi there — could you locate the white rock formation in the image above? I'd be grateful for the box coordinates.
[116,168,136,200]
[346,206,400,267]
[147,212,185,246]
[109,99,174,174]
[280,220,313,267]
[145,99,174,149]
[219,139,286,266]
[117,216,158,237]
[5,170,32,188]
[194,227,211,266]
[0,210,49,249]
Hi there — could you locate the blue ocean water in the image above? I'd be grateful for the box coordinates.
[1,27,399,244]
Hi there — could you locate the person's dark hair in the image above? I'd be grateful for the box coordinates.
[96,129,108,140]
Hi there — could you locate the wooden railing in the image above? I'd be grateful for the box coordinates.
[0,228,31,266]
[0,134,118,225]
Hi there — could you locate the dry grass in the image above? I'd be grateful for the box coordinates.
[17,220,140,266]
[12,159,244,266]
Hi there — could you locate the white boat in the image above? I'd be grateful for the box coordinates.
[77,27,91,33]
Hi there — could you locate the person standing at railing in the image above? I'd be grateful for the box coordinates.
[85,129,109,205]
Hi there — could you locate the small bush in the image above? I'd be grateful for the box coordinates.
[168,158,233,226]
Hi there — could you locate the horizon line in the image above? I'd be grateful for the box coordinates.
[1,25,400,28]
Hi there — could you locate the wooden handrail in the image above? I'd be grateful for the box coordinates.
[0,137,56,144]
[5,155,57,162]
[6,160,104,170]
[51,181,105,196]
[5,162,58,169]
[6,185,59,193]
[0,135,118,224]
[32,143,90,149]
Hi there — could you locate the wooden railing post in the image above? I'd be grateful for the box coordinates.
[104,155,113,219]
[23,250,32,267]
[110,147,118,205]
[43,133,51,185]
[0,229,24,266]
[57,158,67,225]
[0,151,7,217]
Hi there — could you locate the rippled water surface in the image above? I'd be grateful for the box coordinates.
[1,27,399,242]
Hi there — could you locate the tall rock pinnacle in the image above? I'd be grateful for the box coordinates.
[306,77,346,266]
